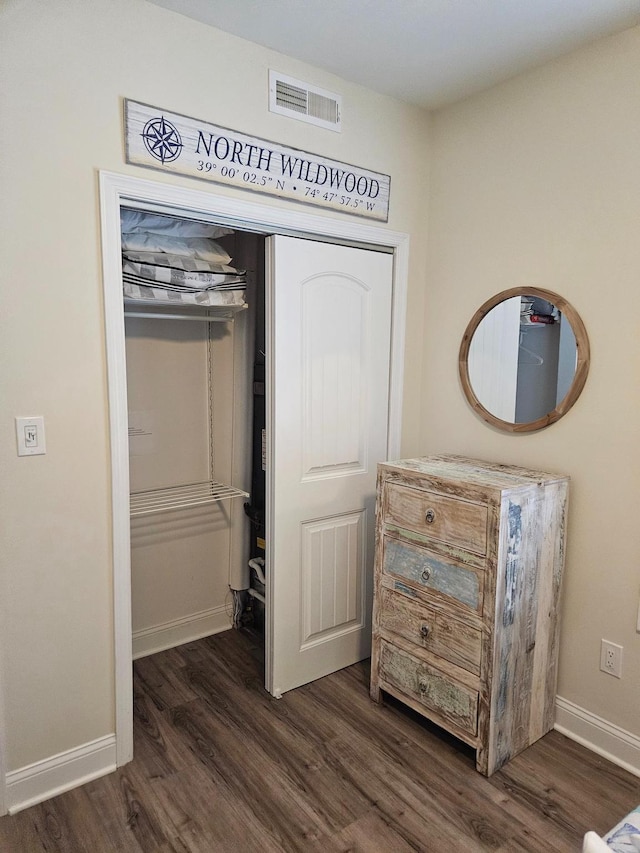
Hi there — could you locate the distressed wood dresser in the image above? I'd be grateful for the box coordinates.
[370,455,569,776]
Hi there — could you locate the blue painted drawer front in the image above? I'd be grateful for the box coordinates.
[383,536,481,611]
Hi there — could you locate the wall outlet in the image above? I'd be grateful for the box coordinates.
[600,639,623,678]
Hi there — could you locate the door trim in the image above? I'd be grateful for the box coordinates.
[99,170,409,766]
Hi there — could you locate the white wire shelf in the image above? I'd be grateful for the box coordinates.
[130,480,249,517]
[124,301,248,323]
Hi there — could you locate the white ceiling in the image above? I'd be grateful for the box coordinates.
[149,0,640,108]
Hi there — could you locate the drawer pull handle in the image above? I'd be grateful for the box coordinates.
[420,624,430,640]
[421,568,431,583]
[418,680,428,693]
[425,509,436,524]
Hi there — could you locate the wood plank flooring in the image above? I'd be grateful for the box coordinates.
[1,629,638,852]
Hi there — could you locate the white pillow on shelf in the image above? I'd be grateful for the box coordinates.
[121,233,232,263]
[120,209,233,238]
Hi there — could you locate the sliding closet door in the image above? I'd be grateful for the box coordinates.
[266,236,393,697]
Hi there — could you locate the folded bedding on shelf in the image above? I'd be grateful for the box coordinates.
[123,279,246,307]
[121,233,232,263]
[122,262,246,290]
[123,253,246,301]
[120,213,247,308]
[123,272,245,292]
[123,249,243,274]
[120,209,233,239]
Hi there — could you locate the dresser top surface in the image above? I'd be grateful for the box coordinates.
[380,454,569,489]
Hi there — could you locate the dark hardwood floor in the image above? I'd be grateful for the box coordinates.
[1,629,638,852]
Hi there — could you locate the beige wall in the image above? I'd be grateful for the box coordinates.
[423,27,640,736]
[0,0,430,771]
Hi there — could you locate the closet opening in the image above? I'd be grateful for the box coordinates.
[100,169,408,766]
[122,208,269,663]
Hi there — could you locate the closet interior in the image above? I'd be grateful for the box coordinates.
[121,208,267,662]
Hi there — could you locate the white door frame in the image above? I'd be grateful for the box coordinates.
[99,170,409,766]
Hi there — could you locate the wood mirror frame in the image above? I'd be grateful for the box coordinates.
[459,286,590,433]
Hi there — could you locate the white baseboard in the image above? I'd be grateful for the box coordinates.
[3,692,637,816]
[132,604,232,660]
[555,696,640,779]
[3,608,230,815]
[6,735,116,815]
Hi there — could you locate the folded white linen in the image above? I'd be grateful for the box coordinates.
[123,272,245,292]
[120,209,233,238]
[122,261,245,290]
[122,251,239,273]
[121,233,232,263]
[123,280,246,307]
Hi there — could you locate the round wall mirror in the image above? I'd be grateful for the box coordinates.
[459,287,590,432]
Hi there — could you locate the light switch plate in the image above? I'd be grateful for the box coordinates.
[16,416,46,456]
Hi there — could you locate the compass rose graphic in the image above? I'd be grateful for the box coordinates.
[141,116,183,163]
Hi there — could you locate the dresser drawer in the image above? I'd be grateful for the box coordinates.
[379,640,478,735]
[382,536,483,614]
[378,587,481,674]
[384,482,487,555]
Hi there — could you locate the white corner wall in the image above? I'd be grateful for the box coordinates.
[0,0,430,811]
[423,26,640,767]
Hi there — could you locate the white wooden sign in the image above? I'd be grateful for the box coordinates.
[124,99,390,222]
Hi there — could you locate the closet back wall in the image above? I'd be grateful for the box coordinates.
[0,0,430,786]
[126,316,237,657]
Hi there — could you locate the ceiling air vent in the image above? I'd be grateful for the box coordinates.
[269,71,342,132]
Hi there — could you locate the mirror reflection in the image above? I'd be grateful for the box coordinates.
[468,295,577,424]
[459,287,590,432]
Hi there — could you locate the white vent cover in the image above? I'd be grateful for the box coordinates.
[269,71,341,132]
